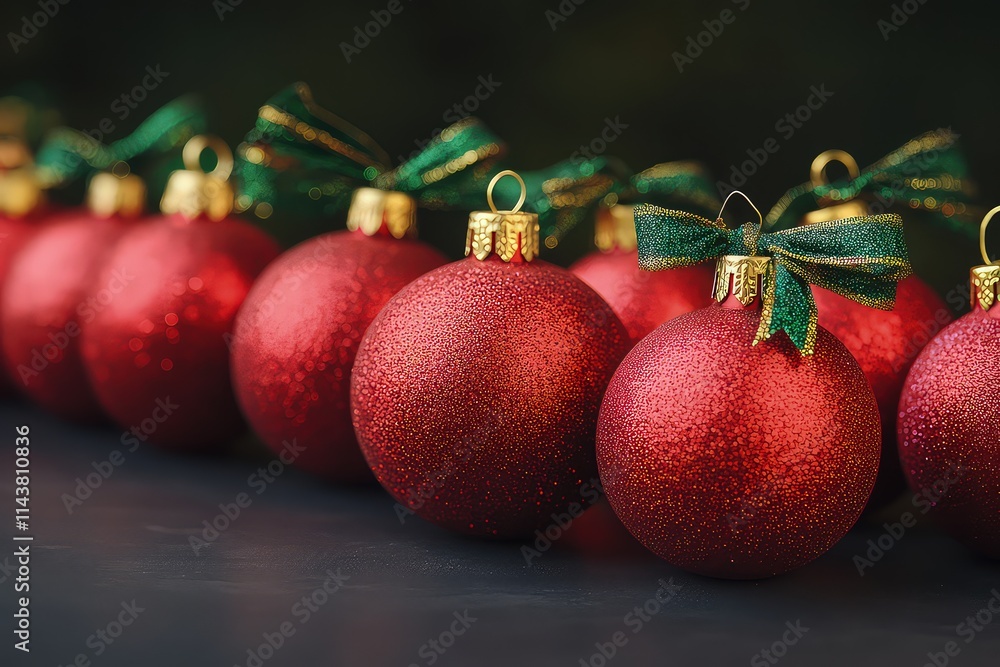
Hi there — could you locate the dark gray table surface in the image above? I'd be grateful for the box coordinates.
[2,402,998,667]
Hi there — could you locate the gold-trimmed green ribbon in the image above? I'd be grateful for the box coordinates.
[491,156,626,248]
[635,204,912,355]
[505,159,723,250]
[630,160,721,218]
[765,128,979,236]
[234,82,505,231]
[33,96,206,188]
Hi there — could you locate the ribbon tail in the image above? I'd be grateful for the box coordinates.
[754,262,818,355]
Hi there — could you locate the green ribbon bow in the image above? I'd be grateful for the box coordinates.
[630,160,721,218]
[635,203,912,355]
[491,156,627,247]
[33,96,206,188]
[234,82,505,227]
[503,159,723,250]
[765,128,978,237]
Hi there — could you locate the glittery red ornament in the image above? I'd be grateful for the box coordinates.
[353,256,630,537]
[0,215,40,397]
[80,213,279,447]
[1,173,148,422]
[813,275,951,509]
[351,175,631,538]
[2,213,129,420]
[80,137,281,450]
[571,249,714,343]
[0,154,58,398]
[570,204,714,343]
[231,222,447,482]
[597,284,880,579]
[897,256,1000,558]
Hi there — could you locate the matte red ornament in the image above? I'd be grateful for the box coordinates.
[351,174,631,538]
[80,137,281,449]
[571,204,714,343]
[897,237,1000,558]
[813,275,951,509]
[597,263,880,579]
[1,173,148,422]
[231,224,447,482]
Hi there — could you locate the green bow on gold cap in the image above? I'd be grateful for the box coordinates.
[34,96,206,188]
[765,128,978,237]
[635,201,912,355]
[234,82,505,224]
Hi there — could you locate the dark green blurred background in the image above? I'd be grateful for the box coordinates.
[2,0,997,281]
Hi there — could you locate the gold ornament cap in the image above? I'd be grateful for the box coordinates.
[713,255,772,305]
[466,170,539,262]
[595,203,637,252]
[802,150,869,225]
[87,162,146,219]
[0,137,31,169]
[160,135,235,221]
[710,192,772,307]
[971,206,1000,312]
[0,138,43,218]
[346,187,417,239]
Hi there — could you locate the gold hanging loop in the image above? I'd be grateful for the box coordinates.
[486,169,526,214]
[809,149,860,187]
[160,134,235,221]
[182,134,234,181]
[802,150,868,225]
[980,204,999,265]
[716,189,764,231]
[970,205,1000,311]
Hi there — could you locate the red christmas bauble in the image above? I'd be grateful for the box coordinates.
[813,275,951,509]
[231,230,447,482]
[1,211,138,421]
[0,213,47,397]
[571,248,714,343]
[80,213,280,449]
[897,306,1000,558]
[351,255,631,538]
[597,302,880,579]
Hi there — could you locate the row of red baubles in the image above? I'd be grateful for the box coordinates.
[0,137,996,579]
